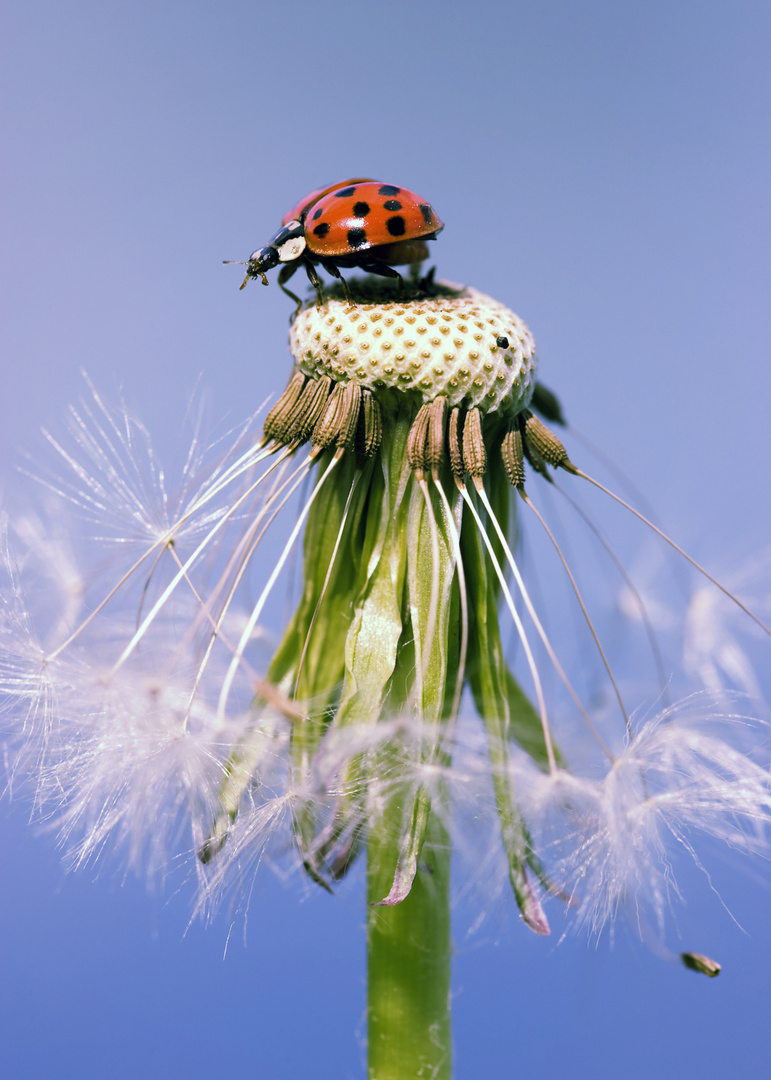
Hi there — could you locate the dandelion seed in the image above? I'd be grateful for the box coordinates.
[682,951,721,977]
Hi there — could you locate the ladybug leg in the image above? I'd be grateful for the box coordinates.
[277,263,304,314]
[323,262,354,305]
[419,265,437,293]
[360,262,404,296]
[301,259,327,307]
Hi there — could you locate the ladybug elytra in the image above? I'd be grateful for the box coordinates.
[230,179,444,307]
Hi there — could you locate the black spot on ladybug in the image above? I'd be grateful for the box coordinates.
[347,227,368,248]
[378,184,401,196]
[313,222,331,238]
[386,215,406,237]
[352,201,371,217]
[312,207,324,220]
[335,186,358,198]
[419,204,433,224]
[496,336,509,349]
[383,199,402,211]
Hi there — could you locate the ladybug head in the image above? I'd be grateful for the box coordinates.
[241,221,308,289]
[246,246,280,278]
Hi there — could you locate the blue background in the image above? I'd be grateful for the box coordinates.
[2,2,770,1077]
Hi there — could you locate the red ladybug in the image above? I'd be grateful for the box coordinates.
[232,179,444,306]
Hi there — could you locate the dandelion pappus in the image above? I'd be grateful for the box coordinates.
[227,179,444,309]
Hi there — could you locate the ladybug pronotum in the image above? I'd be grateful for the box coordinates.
[231,179,444,307]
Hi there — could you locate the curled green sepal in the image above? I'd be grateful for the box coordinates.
[372,784,431,906]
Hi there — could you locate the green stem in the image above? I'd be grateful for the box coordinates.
[367,796,452,1080]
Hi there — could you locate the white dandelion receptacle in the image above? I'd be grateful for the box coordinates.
[288,283,538,413]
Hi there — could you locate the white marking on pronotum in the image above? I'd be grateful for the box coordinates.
[277,236,307,262]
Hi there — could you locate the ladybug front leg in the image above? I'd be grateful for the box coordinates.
[277,263,304,314]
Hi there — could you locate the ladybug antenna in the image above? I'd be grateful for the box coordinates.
[222,260,269,290]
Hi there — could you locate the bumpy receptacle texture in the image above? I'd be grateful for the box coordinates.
[289,282,537,415]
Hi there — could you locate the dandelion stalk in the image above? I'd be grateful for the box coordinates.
[367,794,452,1080]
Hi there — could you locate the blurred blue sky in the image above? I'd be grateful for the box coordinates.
[2,2,770,1077]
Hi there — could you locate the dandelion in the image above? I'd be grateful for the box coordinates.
[2,274,771,1080]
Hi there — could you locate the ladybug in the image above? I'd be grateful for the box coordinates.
[230,179,444,307]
